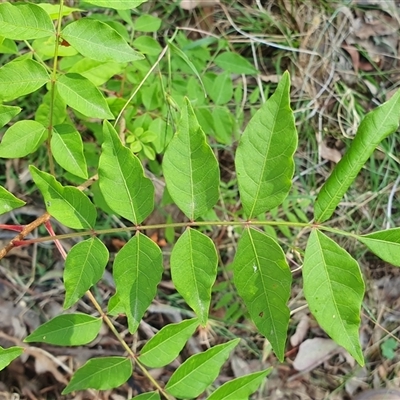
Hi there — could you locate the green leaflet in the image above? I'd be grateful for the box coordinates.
[315,89,400,222]
[64,238,109,309]
[165,339,240,399]
[0,186,26,215]
[25,314,102,346]
[0,59,49,102]
[0,120,47,158]
[0,346,24,371]
[232,227,291,361]
[69,59,124,87]
[51,124,88,179]
[0,3,54,40]
[29,166,97,229]
[83,0,147,10]
[163,98,220,220]
[113,232,163,333]
[98,120,154,224]
[207,368,271,400]
[139,318,199,368]
[0,105,21,128]
[170,228,218,325]
[358,228,400,267]
[214,52,258,74]
[303,229,365,365]
[62,19,143,63]
[56,73,114,120]
[235,71,297,219]
[62,357,132,394]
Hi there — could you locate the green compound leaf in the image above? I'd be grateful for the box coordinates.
[0,120,47,158]
[232,227,291,361]
[163,98,219,221]
[170,228,218,325]
[51,124,88,179]
[0,3,54,40]
[57,73,114,119]
[0,105,21,128]
[0,186,26,215]
[64,237,109,309]
[207,368,272,400]
[0,59,49,102]
[235,71,297,219]
[139,318,199,368]
[214,52,258,75]
[315,89,400,223]
[0,346,24,371]
[98,120,154,224]
[303,229,365,365]
[37,3,80,19]
[113,232,163,333]
[62,19,143,63]
[83,0,147,10]
[132,392,160,400]
[25,314,102,346]
[165,338,240,399]
[62,356,132,394]
[29,166,97,229]
[358,228,400,267]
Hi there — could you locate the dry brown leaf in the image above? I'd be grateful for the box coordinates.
[320,141,342,163]
[293,338,339,371]
[179,0,218,10]
[290,313,310,347]
[353,389,400,400]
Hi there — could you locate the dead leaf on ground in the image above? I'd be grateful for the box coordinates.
[290,313,310,347]
[320,140,342,163]
[293,338,340,371]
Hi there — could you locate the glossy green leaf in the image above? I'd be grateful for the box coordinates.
[134,15,161,32]
[170,228,217,324]
[0,346,24,371]
[232,227,291,361]
[132,393,160,400]
[315,89,400,222]
[0,59,49,102]
[214,52,258,74]
[51,124,88,179]
[303,229,365,365]
[207,368,272,400]
[235,71,297,218]
[0,186,26,215]
[0,105,21,128]
[163,98,219,220]
[69,59,124,87]
[165,339,240,399]
[0,3,54,40]
[0,120,47,158]
[358,228,400,267]
[0,38,17,54]
[113,232,163,333]
[83,0,147,10]
[139,318,199,368]
[98,120,154,224]
[25,314,102,346]
[29,166,97,229]
[64,238,109,309]
[62,356,132,394]
[208,72,233,105]
[62,19,143,63]
[57,73,114,119]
